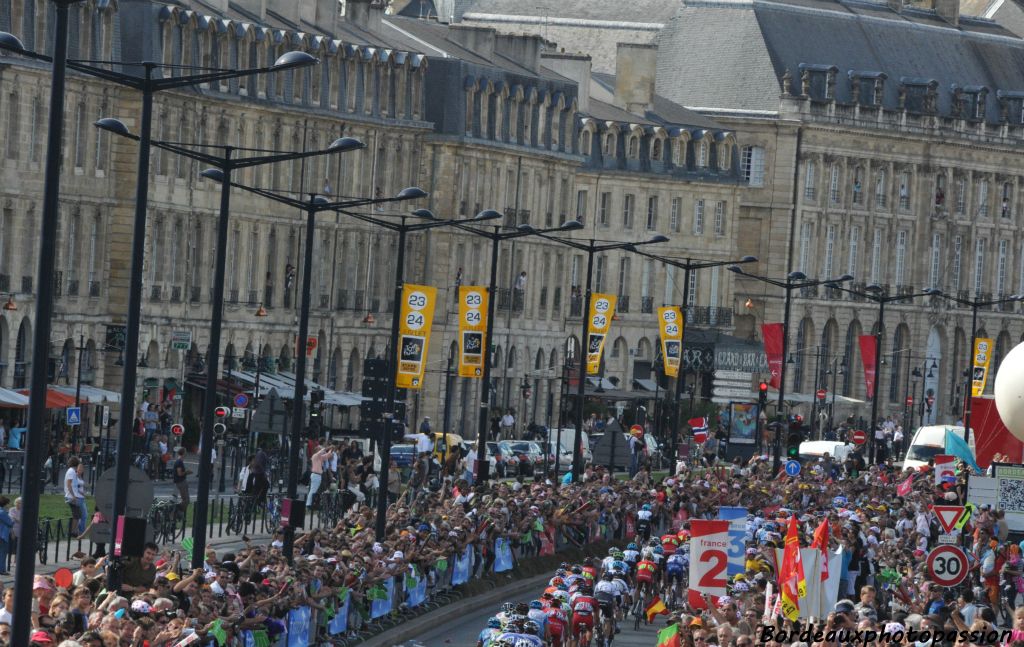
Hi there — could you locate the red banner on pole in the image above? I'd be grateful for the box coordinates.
[761,323,785,389]
[858,335,878,399]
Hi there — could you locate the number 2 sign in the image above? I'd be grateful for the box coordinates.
[688,520,731,610]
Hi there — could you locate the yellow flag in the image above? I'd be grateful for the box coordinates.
[457,286,488,378]
[971,337,994,397]
[657,307,684,378]
[586,294,617,375]
[396,285,437,390]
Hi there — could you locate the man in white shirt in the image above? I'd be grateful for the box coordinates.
[500,411,515,440]
[64,457,85,537]
[0,587,11,624]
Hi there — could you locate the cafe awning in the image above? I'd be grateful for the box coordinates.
[52,385,121,404]
[0,388,29,408]
[17,387,77,409]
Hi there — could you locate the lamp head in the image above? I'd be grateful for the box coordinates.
[396,187,428,201]
[517,224,538,234]
[923,287,943,296]
[94,118,132,138]
[559,220,584,231]
[726,265,743,274]
[474,209,502,221]
[311,196,329,206]
[646,235,669,244]
[786,271,807,281]
[411,208,436,220]
[865,283,884,293]
[200,168,225,183]
[272,51,318,70]
[0,32,27,54]
[835,274,854,282]
[740,255,758,263]
[327,137,364,153]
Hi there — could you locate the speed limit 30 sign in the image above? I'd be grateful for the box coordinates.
[927,545,968,587]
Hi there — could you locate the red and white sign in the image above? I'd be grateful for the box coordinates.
[934,454,956,485]
[927,545,968,587]
[933,505,965,534]
[851,429,867,445]
[171,424,185,436]
[816,389,827,400]
[906,396,914,406]
[688,520,730,609]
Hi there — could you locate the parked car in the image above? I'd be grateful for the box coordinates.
[486,441,516,477]
[642,433,663,469]
[500,440,544,477]
[550,428,593,466]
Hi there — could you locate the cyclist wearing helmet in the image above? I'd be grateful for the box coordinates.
[497,620,543,647]
[545,598,569,647]
[611,568,632,619]
[660,529,681,556]
[527,600,548,639]
[637,503,654,541]
[665,548,688,589]
[635,554,658,598]
[478,617,504,647]
[571,585,599,647]
[594,572,620,638]
[622,543,640,566]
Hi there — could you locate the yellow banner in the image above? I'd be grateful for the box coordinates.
[457,286,488,378]
[396,284,437,390]
[657,306,684,378]
[586,293,617,375]
[971,337,994,397]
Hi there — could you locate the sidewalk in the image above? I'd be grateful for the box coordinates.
[0,531,273,587]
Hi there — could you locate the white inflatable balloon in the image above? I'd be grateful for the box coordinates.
[994,341,1024,442]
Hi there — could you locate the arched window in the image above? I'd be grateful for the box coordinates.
[579,129,592,155]
[652,138,663,161]
[604,131,616,156]
[627,135,639,159]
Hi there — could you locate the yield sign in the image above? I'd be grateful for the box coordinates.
[933,505,965,534]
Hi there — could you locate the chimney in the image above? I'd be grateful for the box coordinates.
[613,42,657,114]
[541,51,592,112]
[345,0,384,33]
[446,25,496,61]
[301,0,342,33]
[494,33,545,75]
[934,0,959,24]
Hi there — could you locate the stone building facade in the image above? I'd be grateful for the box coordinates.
[0,0,749,437]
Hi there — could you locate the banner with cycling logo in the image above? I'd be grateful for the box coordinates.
[717,506,748,577]
[286,606,311,647]
[369,577,395,619]
[405,566,428,607]
[688,519,731,610]
[328,589,350,635]
[396,285,437,389]
[457,286,489,378]
[657,306,684,378]
[494,537,514,572]
[971,337,994,397]
[452,546,473,585]
[586,294,617,375]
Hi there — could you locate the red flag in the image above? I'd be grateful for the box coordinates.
[810,519,830,581]
[762,323,785,389]
[778,516,806,620]
[896,474,914,496]
[858,335,878,399]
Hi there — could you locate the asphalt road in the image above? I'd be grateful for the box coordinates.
[401,590,664,647]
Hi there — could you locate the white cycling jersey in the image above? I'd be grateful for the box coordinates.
[594,580,619,598]
[622,549,640,563]
[637,509,653,521]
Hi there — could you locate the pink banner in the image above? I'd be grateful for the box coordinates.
[761,323,785,389]
[858,335,878,399]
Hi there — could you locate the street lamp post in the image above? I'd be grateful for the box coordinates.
[453,221,582,483]
[727,267,854,470]
[826,284,940,462]
[94,122,360,566]
[0,11,80,639]
[623,251,758,472]
[520,230,670,481]
[206,179,424,561]
[339,208,502,538]
[929,292,1024,444]
[826,357,846,438]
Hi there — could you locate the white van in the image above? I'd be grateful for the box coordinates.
[798,440,854,464]
[550,428,592,466]
[902,425,974,470]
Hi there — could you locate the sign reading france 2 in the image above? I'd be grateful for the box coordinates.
[714,344,769,373]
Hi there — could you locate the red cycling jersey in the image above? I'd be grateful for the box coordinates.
[546,608,568,633]
[583,565,598,579]
[572,596,598,621]
[661,534,680,555]
[635,560,658,583]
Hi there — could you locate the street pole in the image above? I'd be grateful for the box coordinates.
[442,348,453,464]
[964,302,980,445]
[475,231,500,483]
[73,333,83,448]
[108,72,154,587]
[284,199,318,563]
[11,2,79,641]
[572,245,595,482]
[377,224,407,540]
[775,285,794,472]
[671,265,692,473]
[811,346,821,439]
[191,156,232,569]
[829,361,839,438]
[868,299,885,464]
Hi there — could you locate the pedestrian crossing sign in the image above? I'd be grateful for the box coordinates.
[66,406,82,426]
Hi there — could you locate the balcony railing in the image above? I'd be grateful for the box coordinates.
[569,295,583,318]
[957,290,970,306]
[248,290,259,306]
[171,286,182,303]
[21,276,32,294]
[824,286,843,300]
[190,286,202,303]
[799,284,819,298]
[228,289,239,304]
[353,290,365,311]
[0,274,8,293]
[552,286,562,314]
[641,296,654,314]
[538,286,548,312]
[617,295,630,313]
[320,294,330,309]
[89,281,101,297]
[683,306,734,327]
[980,292,993,309]
[369,297,381,313]
[335,289,349,311]
[150,285,162,301]
[896,285,915,297]
[495,288,524,314]
[263,285,274,307]
[66,279,79,296]
[53,271,62,297]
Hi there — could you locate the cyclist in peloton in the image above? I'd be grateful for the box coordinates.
[634,552,658,601]
[594,571,621,639]
[622,542,640,568]
[636,503,654,541]
[527,600,549,641]
[664,546,688,604]
[497,619,545,647]
[545,598,569,647]
[570,582,599,647]
[478,617,505,647]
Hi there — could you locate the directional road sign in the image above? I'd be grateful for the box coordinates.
[784,460,801,477]
[927,545,968,587]
[66,406,81,426]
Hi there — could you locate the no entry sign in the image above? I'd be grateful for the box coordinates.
[927,545,968,587]
[851,429,867,445]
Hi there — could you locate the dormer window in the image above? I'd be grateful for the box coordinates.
[579,129,592,156]
[697,141,708,167]
[849,71,886,107]
[996,91,1024,124]
[953,85,988,121]
[718,144,730,170]
[899,78,938,114]
[799,64,839,101]
[652,138,663,161]
[603,131,616,156]
[627,134,640,159]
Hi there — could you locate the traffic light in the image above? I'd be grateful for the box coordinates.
[214,406,230,418]
[786,415,803,459]
[213,406,229,436]
[758,382,768,409]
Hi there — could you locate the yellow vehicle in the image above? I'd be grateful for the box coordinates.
[431,432,465,462]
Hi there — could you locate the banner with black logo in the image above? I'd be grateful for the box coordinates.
[458,286,488,378]
[396,285,437,390]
